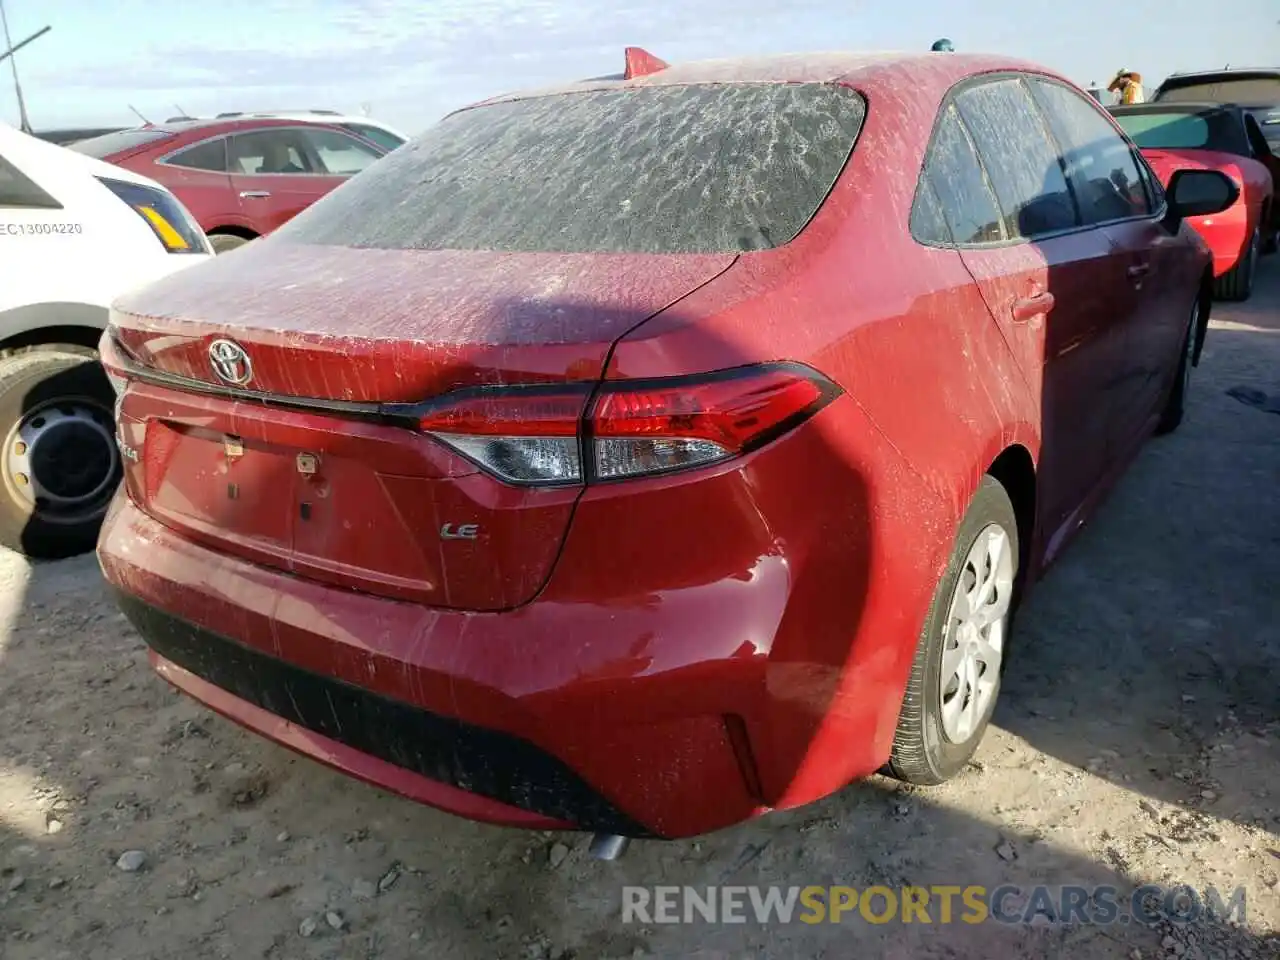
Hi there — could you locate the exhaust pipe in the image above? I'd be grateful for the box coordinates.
[588,833,631,861]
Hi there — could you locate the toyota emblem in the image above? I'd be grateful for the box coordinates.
[208,339,253,386]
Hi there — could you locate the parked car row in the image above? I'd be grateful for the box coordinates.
[69,112,407,253]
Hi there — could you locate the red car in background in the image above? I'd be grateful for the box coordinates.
[98,51,1237,843]
[1111,102,1278,301]
[70,116,399,253]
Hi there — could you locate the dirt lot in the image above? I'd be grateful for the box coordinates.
[0,266,1277,960]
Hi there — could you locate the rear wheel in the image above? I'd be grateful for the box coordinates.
[209,233,251,254]
[887,476,1018,785]
[1156,296,1201,436]
[1214,227,1258,301]
[1261,207,1278,255]
[0,352,121,559]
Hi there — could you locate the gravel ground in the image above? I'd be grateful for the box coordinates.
[0,265,1277,960]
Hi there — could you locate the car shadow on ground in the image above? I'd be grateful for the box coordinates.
[997,259,1280,834]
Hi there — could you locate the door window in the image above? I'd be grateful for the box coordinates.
[300,129,383,176]
[918,104,1006,245]
[1029,79,1152,225]
[164,138,229,172]
[0,154,61,208]
[954,78,1079,239]
[228,129,316,175]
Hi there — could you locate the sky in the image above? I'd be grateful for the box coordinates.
[2,0,1277,135]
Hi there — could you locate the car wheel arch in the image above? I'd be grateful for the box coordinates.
[985,442,1037,581]
[1193,269,1214,365]
[0,302,108,357]
[206,224,259,242]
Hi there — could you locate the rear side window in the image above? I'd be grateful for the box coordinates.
[954,79,1078,238]
[910,174,952,245]
[0,155,61,209]
[279,83,867,254]
[1030,79,1151,226]
[164,138,229,172]
[919,104,1005,245]
[68,128,174,159]
[341,123,404,152]
[300,129,382,176]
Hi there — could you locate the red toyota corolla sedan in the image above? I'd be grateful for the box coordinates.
[97,51,1237,843]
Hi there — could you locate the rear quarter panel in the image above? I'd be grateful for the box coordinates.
[609,65,1042,532]
[603,64,1044,793]
[140,156,240,235]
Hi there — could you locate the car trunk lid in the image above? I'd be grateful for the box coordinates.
[107,240,736,610]
[110,241,735,401]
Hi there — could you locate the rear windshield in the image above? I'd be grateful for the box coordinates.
[1112,109,1249,154]
[279,83,866,254]
[69,128,174,159]
[1155,77,1280,106]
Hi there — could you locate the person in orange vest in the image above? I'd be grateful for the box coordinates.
[1108,70,1145,104]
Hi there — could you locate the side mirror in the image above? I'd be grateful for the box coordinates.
[1165,168,1240,220]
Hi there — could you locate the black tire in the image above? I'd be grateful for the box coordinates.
[887,476,1019,785]
[1262,226,1279,256]
[0,351,121,560]
[209,233,250,254]
[1214,227,1258,301]
[1156,296,1202,436]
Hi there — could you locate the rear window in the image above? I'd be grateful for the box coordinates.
[69,128,174,159]
[1112,109,1249,154]
[280,83,866,254]
[1156,76,1280,105]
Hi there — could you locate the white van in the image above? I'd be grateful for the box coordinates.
[0,121,212,559]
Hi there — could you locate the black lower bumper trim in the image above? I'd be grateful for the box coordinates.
[112,591,656,839]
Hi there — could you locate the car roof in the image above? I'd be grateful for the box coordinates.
[1160,68,1280,83]
[463,50,1057,111]
[1110,101,1239,114]
[127,114,395,137]
[204,111,405,131]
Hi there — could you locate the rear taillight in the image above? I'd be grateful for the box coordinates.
[418,388,592,485]
[415,363,841,486]
[96,176,210,254]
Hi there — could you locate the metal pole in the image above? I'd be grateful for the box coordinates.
[0,0,35,133]
[0,23,48,67]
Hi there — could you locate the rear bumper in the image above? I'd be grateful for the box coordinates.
[98,394,944,838]
[117,590,642,835]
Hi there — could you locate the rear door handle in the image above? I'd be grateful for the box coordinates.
[1011,291,1055,323]
[1127,262,1151,280]
[239,190,271,199]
